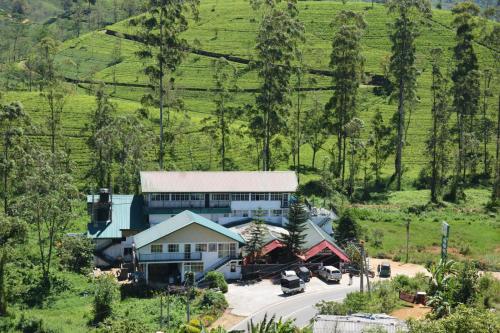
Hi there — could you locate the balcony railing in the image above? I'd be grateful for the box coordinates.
[138,252,202,262]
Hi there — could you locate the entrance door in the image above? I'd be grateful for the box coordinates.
[205,193,210,208]
[184,244,191,260]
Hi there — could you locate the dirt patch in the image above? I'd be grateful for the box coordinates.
[426,246,466,259]
[209,309,245,330]
[369,258,430,278]
[391,304,431,320]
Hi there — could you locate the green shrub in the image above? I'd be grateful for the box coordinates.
[204,271,228,293]
[16,314,56,333]
[92,274,118,325]
[199,290,228,311]
[57,235,94,274]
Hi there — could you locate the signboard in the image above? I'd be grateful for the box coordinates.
[441,222,450,260]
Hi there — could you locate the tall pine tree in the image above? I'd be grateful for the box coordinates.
[387,0,431,190]
[427,48,451,203]
[252,0,304,170]
[326,10,366,184]
[449,1,481,201]
[132,0,199,170]
[281,197,308,257]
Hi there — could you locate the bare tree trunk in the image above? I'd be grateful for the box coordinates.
[0,250,6,315]
[494,94,500,201]
[431,73,438,203]
[159,11,165,170]
[396,76,405,191]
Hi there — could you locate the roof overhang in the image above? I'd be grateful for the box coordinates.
[304,240,350,262]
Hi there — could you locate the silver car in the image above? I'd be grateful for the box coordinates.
[318,266,342,283]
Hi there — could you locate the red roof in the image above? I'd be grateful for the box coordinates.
[304,240,350,262]
[261,239,284,255]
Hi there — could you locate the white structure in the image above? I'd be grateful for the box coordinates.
[133,210,245,284]
[140,171,298,226]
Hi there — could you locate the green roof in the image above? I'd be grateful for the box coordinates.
[134,210,246,249]
[87,195,147,239]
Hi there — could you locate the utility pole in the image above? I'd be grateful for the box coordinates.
[406,219,410,263]
[359,241,364,293]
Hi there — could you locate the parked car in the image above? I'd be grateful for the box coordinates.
[318,266,342,283]
[280,275,305,295]
[377,262,391,278]
[281,270,297,278]
[295,266,311,282]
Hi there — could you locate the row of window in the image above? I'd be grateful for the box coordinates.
[151,193,289,202]
[150,243,236,256]
[232,209,284,217]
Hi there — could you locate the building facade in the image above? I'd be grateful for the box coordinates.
[140,171,298,225]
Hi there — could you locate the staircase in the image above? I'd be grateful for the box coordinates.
[94,241,119,267]
[195,256,235,283]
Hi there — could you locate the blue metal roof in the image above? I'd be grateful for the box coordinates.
[133,210,246,249]
[87,195,147,239]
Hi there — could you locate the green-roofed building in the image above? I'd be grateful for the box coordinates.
[133,210,245,284]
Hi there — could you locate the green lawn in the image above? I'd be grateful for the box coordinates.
[352,189,500,270]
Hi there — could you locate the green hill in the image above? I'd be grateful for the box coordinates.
[2,0,499,184]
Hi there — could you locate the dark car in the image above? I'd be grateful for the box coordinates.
[377,262,391,278]
[295,266,311,282]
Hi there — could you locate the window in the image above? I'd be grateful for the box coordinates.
[151,193,169,201]
[232,210,249,217]
[251,193,269,201]
[270,193,282,201]
[195,243,208,252]
[124,247,132,255]
[208,243,217,252]
[151,244,163,253]
[218,243,237,258]
[282,194,289,207]
[168,244,179,253]
[212,193,229,201]
[184,262,204,273]
[190,193,203,200]
[231,193,249,201]
[171,193,190,201]
[272,209,282,217]
[230,262,236,272]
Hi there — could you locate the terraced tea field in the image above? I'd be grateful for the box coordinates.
[3,0,498,185]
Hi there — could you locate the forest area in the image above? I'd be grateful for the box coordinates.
[0,0,499,332]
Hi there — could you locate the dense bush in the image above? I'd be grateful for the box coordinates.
[92,274,118,325]
[204,272,228,293]
[15,314,56,333]
[57,235,94,274]
[408,305,500,333]
[392,273,428,294]
[199,290,228,311]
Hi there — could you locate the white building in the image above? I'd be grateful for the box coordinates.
[140,171,298,226]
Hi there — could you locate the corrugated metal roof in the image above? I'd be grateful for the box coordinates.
[313,314,408,333]
[230,220,348,258]
[140,171,298,193]
[87,195,147,239]
[133,210,246,249]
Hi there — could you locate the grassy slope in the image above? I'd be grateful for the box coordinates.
[4,0,497,182]
[352,188,500,270]
[2,0,498,266]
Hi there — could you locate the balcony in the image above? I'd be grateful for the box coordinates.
[138,252,202,262]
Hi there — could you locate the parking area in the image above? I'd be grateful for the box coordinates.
[226,274,360,317]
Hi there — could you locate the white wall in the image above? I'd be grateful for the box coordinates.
[231,200,282,210]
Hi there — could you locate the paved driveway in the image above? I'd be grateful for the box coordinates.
[227,274,362,330]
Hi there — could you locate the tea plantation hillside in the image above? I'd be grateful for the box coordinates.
[3,0,499,184]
